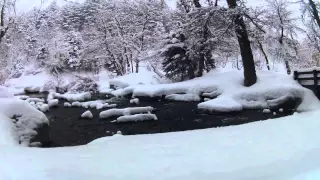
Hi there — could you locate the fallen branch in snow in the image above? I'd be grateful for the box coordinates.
[99,106,154,119]
[111,114,158,123]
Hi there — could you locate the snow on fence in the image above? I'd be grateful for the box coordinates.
[294,69,320,98]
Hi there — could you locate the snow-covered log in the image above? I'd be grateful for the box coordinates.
[111,114,158,123]
[99,106,154,119]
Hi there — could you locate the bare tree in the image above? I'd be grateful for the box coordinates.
[265,0,301,74]
[226,0,257,86]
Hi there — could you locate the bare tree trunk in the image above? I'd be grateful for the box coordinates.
[285,60,291,74]
[0,0,6,44]
[257,40,270,70]
[309,0,320,29]
[226,0,257,86]
[215,0,218,6]
[135,60,139,73]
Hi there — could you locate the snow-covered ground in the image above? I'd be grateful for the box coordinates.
[2,68,320,179]
[4,66,160,94]
[1,109,320,179]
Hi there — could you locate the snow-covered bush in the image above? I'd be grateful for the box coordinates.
[68,76,98,93]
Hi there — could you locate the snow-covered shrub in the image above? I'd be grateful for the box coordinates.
[68,76,98,93]
[43,79,57,92]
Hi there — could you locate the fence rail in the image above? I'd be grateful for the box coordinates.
[294,70,320,98]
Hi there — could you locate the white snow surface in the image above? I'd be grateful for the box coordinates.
[2,110,320,179]
[112,114,158,123]
[99,107,154,119]
[111,70,320,112]
[81,110,93,119]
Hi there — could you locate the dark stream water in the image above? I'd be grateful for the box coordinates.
[30,93,295,147]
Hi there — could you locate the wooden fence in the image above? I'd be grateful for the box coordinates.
[294,70,320,98]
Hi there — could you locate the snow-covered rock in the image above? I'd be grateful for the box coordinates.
[130,98,139,104]
[102,104,117,108]
[38,104,50,112]
[47,92,56,101]
[81,110,93,119]
[99,107,154,119]
[273,112,277,115]
[112,114,158,123]
[48,99,59,107]
[64,102,72,107]
[72,101,82,107]
[262,109,271,113]
[96,103,104,110]
[165,94,201,102]
[279,108,284,112]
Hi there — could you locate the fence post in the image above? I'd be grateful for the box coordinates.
[313,70,318,96]
[294,71,298,80]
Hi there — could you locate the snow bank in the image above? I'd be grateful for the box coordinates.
[3,110,320,179]
[54,92,91,102]
[111,114,158,123]
[99,106,154,119]
[111,70,320,112]
[81,110,93,119]
[165,94,201,102]
[0,98,48,146]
